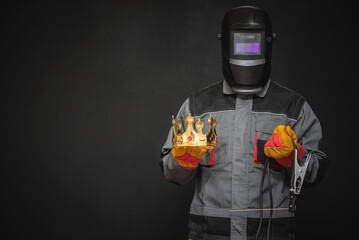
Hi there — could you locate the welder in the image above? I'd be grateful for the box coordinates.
[160,6,327,240]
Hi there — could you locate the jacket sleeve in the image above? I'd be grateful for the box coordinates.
[291,101,328,187]
[159,98,199,185]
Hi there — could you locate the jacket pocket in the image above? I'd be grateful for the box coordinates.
[198,113,231,165]
[256,119,284,140]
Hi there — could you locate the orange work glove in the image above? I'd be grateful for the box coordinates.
[264,125,305,168]
[172,146,207,170]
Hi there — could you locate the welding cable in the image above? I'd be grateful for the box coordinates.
[255,158,274,240]
[255,158,268,240]
[266,157,273,239]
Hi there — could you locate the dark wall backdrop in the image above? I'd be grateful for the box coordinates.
[2,0,356,239]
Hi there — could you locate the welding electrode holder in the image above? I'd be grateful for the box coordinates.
[289,142,311,213]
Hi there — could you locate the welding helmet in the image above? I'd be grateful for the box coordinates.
[220,6,276,94]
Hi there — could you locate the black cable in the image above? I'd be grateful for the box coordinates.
[255,159,269,240]
[266,158,273,240]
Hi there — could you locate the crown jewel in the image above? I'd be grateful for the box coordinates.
[172,113,217,149]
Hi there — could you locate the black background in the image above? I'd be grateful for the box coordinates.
[2,0,357,239]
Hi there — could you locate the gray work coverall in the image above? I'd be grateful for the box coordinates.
[160,80,327,240]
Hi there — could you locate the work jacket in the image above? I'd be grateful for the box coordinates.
[160,80,327,240]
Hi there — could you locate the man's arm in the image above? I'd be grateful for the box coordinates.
[291,101,328,187]
[159,99,199,185]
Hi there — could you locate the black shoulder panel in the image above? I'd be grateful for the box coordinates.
[189,81,236,116]
[252,82,306,120]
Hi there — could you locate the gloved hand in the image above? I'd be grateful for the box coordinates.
[172,146,207,170]
[264,125,305,168]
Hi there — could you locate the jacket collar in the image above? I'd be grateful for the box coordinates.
[223,79,271,98]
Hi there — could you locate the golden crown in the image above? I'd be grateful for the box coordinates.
[172,113,217,149]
